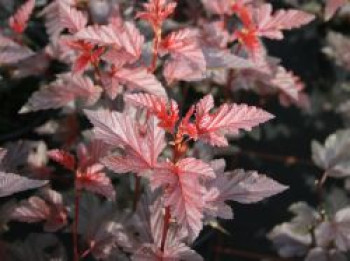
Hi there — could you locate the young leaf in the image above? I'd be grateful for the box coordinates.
[8,0,35,34]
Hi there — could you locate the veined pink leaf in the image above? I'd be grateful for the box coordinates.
[75,24,122,47]
[204,164,288,219]
[201,0,232,15]
[253,4,315,40]
[39,0,75,40]
[160,28,206,83]
[48,149,75,171]
[132,196,203,261]
[11,189,68,232]
[0,34,34,64]
[85,110,166,176]
[325,0,347,21]
[194,94,274,146]
[0,172,48,197]
[270,66,300,101]
[21,74,102,112]
[59,1,87,33]
[8,0,35,34]
[124,93,179,133]
[103,67,166,100]
[151,158,215,241]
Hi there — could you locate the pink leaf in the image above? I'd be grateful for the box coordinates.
[0,34,34,64]
[270,66,300,101]
[8,0,35,34]
[59,1,87,33]
[85,110,166,176]
[194,94,274,146]
[21,74,102,112]
[75,24,122,47]
[325,0,347,21]
[48,149,75,171]
[254,4,315,40]
[11,189,68,232]
[204,165,288,219]
[201,0,232,15]
[0,172,48,197]
[103,67,166,99]
[151,158,215,240]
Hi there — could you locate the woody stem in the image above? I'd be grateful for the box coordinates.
[132,175,141,212]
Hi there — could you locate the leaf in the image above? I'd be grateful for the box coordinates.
[76,164,115,200]
[315,207,350,251]
[160,28,206,83]
[204,164,288,219]
[194,94,274,146]
[253,4,315,40]
[85,110,166,176]
[48,149,75,171]
[59,1,87,33]
[311,129,350,178]
[270,66,300,101]
[124,93,178,132]
[0,34,34,64]
[75,24,122,47]
[136,0,177,30]
[103,67,166,100]
[11,189,68,232]
[21,74,102,112]
[0,172,48,197]
[305,247,347,261]
[151,158,215,241]
[325,0,347,21]
[8,0,35,34]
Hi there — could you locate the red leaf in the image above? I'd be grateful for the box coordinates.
[48,149,75,171]
[124,93,179,133]
[8,0,35,34]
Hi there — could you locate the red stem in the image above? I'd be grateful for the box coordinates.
[160,206,171,252]
[73,183,81,261]
[149,30,161,72]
